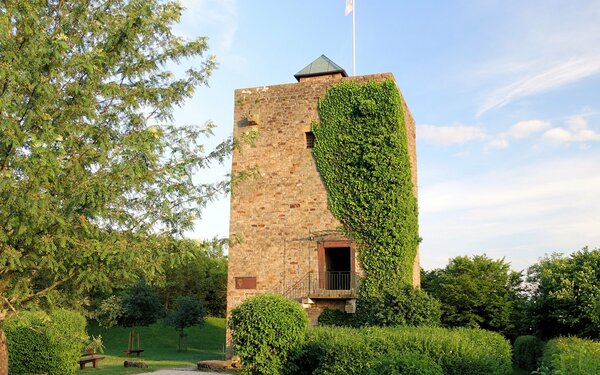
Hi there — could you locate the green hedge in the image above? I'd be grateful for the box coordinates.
[4,309,87,375]
[291,326,512,375]
[229,294,309,375]
[318,308,354,327]
[370,351,443,375]
[537,337,600,375]
[513,335,545,371]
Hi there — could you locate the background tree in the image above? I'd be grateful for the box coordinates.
[97,280,163,352]
[119,280,163,352]
[422,254,523,337]
[165,295,207,351]
[528,247,600,339]
[156,238,228,316]
[0,1,227,371]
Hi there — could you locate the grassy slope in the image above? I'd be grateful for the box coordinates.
[83,317,226,374]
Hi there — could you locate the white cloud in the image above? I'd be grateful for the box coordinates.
[567,116,588,132]
[179,0,238,52]
[485,119,550,151]
[419,156,600,270]
[543,128,571,142]
[486,138,509,150]
[478,58,600,116]
[507,120,551,139]
[543,116,600,143]
[418,124,487,145]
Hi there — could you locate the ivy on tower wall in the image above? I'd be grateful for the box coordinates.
[312,79,419,294]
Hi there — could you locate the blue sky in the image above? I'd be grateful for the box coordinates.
[171,0,600,272]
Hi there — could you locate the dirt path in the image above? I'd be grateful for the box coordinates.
[139,366,240,375]
[137,367,221,374]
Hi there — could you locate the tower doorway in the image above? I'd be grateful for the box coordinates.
[325,246,351,289]
[318,240,355,291]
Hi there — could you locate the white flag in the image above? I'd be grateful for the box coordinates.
[345,0,354,16]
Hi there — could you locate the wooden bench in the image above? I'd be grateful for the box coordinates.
[123,348,144,357]
[78,354,106,369]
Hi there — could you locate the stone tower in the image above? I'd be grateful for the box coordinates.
[226,55,419,327]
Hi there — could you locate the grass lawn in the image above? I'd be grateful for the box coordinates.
[84,317,226,374]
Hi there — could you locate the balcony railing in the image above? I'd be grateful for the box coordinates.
[274,271,358,301]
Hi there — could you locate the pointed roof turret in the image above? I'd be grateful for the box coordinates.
[294,55,348,81]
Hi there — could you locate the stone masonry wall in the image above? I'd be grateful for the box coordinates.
[226,73,419,347]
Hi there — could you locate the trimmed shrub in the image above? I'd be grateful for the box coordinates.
[370,351,444,375]
[229,294,309,375]
[318,308,353,327]
[355,284,441,328]
[537,337,600,375]
[514,335,545,371]
[4,309,87,375]
[291,326,512,375]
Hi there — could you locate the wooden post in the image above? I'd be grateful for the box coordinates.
[0,328,8,375]
[128,330,133,352]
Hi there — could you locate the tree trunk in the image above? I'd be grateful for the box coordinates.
[0,328,8,375]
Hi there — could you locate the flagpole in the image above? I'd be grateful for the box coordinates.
[352,0,356,76]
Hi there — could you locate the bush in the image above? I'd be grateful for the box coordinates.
[355,284,441,327]
[291,326,512,375]
[514,335,545,371]
[422,255,523,337]
[229,294,309,375]
[537,337,600,375]
[318,308,353,327]
[370,351,444,375]
[4,309,87,375]
[528,248,600,339]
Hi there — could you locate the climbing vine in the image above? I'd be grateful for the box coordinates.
[312,79,418,295]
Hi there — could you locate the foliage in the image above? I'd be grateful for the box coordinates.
[118,279,163,328]
[96,295,124,328]
[229,294,309,375]
[528,247,600,339]
[291,325,512,375]
[4,309,86,375]
[85,334,105,354]
[355,284,441,327]
[369,351,444,375]
[156,238,228,317]
[536,337,600,375]
[422,254,522,336]
[317,308,353,327]
[165,295,207,351]
[165,296,207,332]
[312,79,418,290]
[514,335,545,371]
[0,0,229,320]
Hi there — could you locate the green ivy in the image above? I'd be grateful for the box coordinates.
[313,80,419,295]
[312,79,419,293]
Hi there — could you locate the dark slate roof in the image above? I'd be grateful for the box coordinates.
[294,55,348,81]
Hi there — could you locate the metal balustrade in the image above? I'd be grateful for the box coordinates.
[271,271,358,301]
